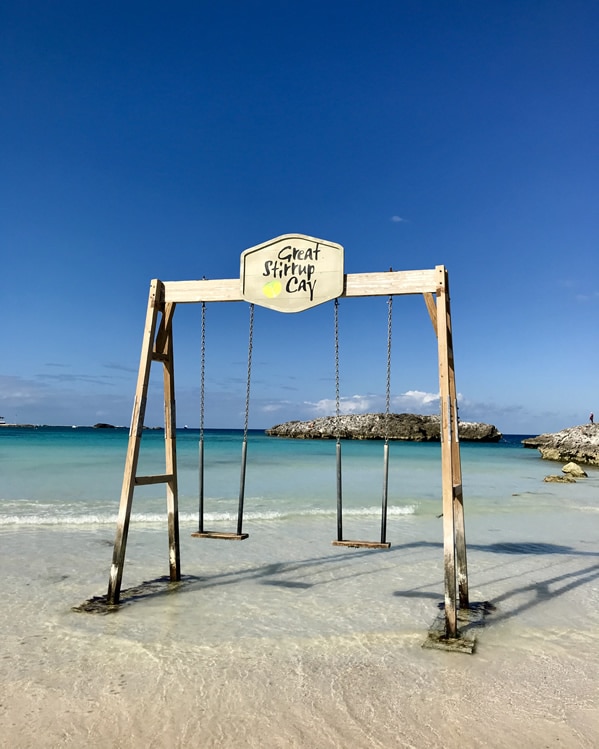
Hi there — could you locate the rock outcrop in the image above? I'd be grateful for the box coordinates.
[265,413,502,441]
[522,425,599,466]
[562,462,588,478]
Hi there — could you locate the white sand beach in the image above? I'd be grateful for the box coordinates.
[2,504,598,749]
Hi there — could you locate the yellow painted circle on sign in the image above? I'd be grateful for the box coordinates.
[263,280,282,298]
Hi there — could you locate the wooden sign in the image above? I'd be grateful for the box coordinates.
[240,234,344,312]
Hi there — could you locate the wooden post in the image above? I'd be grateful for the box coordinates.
[443,272,469,609]
[107,280,164,605]
[155,302,181,583]
[425,269,469,634]
[435,267,458,638]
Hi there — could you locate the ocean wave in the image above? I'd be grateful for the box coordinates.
[0,504,416,527]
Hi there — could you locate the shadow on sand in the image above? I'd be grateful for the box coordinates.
[74,534,599,639]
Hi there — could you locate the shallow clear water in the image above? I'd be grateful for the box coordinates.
[2,426,598,748]
[3,426,595,523]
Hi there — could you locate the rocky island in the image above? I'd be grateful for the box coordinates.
[522,424,599,466]
[266,413,502,442]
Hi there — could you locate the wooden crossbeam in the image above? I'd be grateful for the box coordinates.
[162,268,443,304]
[134,474,174,486]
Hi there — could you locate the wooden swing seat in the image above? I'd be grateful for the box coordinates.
[191,531,249,540]
[332,539,391,549]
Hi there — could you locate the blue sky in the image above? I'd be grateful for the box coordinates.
[2,1,597,434]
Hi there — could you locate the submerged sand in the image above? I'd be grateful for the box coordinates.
[2,511,598,748]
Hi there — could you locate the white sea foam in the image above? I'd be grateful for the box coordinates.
[0,504,417,527]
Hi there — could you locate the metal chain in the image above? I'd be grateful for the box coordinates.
[384,294,393,442]
[334,298,340,441]
[200,302,206,440]
[243,303,254,440]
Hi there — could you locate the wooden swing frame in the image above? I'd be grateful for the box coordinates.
[106,265,469,640]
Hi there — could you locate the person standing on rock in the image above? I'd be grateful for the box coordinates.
[590,413,594,424]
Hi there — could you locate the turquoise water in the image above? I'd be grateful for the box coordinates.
[2,424,598,630]
[0,426,572,527]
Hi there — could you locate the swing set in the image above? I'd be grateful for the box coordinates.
[105,234,470,641]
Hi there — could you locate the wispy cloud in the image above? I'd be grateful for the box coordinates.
[575,291,599,302]
[261,401,291,413]
[0,375,46,404]
[557,278,598,302]
[37,373,115,386]
[390,390,443,413]
[390,215,407,223]
[304,390,443,416]
[103,362,138,373]
[0,374,134,425]
[305,395,378,415]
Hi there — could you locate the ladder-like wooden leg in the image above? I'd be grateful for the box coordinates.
[107,280,164,605]
[155,301,181,582]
